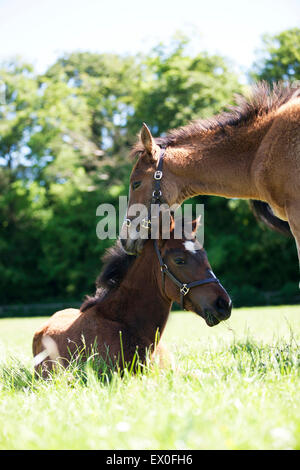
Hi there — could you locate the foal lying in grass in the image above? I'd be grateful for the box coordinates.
[33,219,231,376]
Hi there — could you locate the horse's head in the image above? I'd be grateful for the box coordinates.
[155,218,232,326]
[121,124,179,255]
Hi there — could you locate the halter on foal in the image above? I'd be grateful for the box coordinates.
[153,238,220,311]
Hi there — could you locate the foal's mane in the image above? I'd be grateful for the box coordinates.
[131,81,300,153]
[80,242,136,312]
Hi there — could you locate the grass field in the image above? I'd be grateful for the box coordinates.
[0,305,299,450]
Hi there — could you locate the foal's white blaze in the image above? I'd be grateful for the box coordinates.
[184,241,196,253]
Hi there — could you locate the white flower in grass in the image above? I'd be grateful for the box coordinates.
[116,421,131,432]
[270,427,294,448]
[98,426,108,437]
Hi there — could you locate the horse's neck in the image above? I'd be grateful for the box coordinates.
[100,244,171,340]
[167,117,273,202]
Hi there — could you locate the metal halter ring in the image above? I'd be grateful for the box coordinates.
[154,170,163,180]
[141,217,151,229]
[152,189,162,198]
[180,284,190,296]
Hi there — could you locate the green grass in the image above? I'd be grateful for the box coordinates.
[0,305,299,450]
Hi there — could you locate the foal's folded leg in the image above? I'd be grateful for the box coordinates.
[152,341,176,371]
[33,333,63,378]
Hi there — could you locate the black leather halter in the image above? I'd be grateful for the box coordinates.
[153,239,220,310]
[141,146,166,230]
[151,146,166,204]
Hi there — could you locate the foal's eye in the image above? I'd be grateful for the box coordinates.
[174,257,185,265]
[132,181,142,191]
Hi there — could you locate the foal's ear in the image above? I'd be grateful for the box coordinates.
[191,216,201,235]
[167,213,175,238]
[158,212,175,247]
[140,123,159,161]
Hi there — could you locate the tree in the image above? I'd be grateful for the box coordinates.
[45,52,140,155]
[1,33,299,309]
[0,61,39,183]
[128,34,242,136]
[0,55,134,304]
[252,28,300,82]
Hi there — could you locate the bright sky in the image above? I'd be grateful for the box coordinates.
[0,0,300,78]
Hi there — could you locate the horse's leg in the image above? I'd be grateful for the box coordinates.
[286,202,300,286]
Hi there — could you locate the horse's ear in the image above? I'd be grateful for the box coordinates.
[191,216,201,235]
[169,213,175,235]
[140,123,159,161]
[159,211,175,246]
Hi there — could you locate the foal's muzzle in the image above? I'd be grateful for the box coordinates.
[214,296,232,320]
[194,295,232,327]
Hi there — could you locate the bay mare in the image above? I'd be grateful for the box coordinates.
[123,82,300,271]
[33,219,231,376]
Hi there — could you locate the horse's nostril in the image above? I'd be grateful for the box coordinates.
[215,297,232,319]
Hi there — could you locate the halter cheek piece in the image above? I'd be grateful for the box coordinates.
[125,145,220,310]
[124,147,165,231]
[141,146,166,230]
[153,239,220,310]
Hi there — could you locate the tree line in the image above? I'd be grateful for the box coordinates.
[1,29,300,311]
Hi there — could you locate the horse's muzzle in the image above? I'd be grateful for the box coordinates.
[195,296,232,327]
[214,296,232,321]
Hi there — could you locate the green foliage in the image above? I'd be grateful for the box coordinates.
[201,197,299,306]
[0,32,299,308]
[128,34,242,135]
[252,28,300,82]
[45,52,140,153]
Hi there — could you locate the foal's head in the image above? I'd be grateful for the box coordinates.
[155,218,232,327]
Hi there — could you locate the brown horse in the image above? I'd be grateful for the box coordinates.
[122,82,300,270]
[32,219,232,376]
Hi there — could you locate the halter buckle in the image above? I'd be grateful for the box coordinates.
[152,189,162,198]
[141,217,151,229]
[154,170,163,180]
[180,284,190,296]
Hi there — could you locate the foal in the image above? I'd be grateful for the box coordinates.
[32,220,231,375]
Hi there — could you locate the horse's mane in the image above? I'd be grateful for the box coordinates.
[131,81,300,153]
[80,242,136,312]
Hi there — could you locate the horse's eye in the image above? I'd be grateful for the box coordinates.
[132,181,141,191]
[174,257,185,265]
